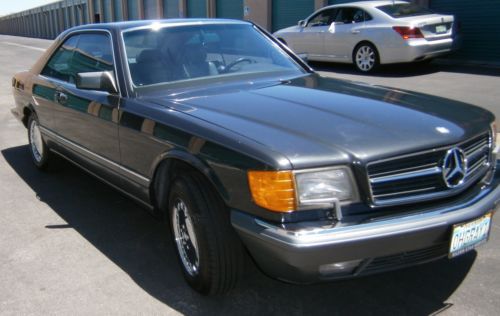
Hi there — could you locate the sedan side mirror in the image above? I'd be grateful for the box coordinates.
[298,20,306,28]
[76,71,118,94]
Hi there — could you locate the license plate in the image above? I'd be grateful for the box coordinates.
[435,25,447,33]
[449,213,492,258]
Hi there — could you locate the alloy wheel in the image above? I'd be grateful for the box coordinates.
[172,198,200,276]
[355,45,376,72]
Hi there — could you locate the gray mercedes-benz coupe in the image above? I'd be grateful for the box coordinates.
[11,19,499,295]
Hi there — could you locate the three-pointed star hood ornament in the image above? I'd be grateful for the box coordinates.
[442,148,468,188]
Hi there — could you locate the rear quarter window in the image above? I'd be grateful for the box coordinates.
[377,4,434,18]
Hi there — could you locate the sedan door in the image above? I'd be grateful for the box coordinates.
[323,7,369,62]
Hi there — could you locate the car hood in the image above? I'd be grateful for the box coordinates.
[148,74,493,169]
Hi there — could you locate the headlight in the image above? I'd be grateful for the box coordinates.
[248,167,357,213]
[295,167,357,208]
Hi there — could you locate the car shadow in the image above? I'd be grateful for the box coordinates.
[309,60,500,78]
[2,145,477,315]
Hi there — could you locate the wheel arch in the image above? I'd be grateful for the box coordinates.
[22,104,37,128]
[149,149,229,219]
[352,40,380,62]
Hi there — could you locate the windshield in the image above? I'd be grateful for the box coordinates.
[122,23,305,89]
[377,3,434,18]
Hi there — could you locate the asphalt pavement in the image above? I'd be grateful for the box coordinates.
[0,34,499,316]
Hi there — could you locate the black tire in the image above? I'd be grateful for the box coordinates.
[168,172,245,295]
[27,114,50,170]
[418,58,434,65]
[353,42,379,73]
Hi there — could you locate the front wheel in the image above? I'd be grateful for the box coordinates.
[353,43,379,73]
[28,114,50,170]
[168,173,245,295]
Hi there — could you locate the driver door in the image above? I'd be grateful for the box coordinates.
[40,31,122,186]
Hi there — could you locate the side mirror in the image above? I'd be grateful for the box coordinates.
[76,71,118,94]
[298,20,306,28]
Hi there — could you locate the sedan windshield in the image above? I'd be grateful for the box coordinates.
[377,3,434,18]
[122,23,305,89]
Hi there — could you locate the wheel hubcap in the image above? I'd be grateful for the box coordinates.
[356,46,375,71]
[172,198,200,276]
[30,119,44,162]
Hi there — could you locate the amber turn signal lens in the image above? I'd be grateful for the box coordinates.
[247,171,296,212]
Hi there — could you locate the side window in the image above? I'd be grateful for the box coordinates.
[41,35,80,82]
[40,33,114,84]
[336,8,368,24]
[307,9,338,27]
[353,10,364,23]
[72,33,114,74]
[364,11,373,22]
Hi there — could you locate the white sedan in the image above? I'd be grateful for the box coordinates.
[274,1,458,72]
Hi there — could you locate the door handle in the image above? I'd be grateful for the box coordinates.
[55,91,68,105]
[351,30,360,34]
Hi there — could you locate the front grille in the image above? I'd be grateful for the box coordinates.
[357,243,449,276]
[367,132,492,206]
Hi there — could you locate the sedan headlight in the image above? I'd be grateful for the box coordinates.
[248,167,357,213]
[295,168,357,208]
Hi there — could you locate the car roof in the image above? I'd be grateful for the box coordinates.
[66,18,251,33]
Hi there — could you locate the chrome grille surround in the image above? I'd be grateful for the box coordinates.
[366,132,493,207]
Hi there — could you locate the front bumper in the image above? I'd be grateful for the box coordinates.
[232,168,500,284]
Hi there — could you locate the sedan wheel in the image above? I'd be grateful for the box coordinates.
[354,44,379,73]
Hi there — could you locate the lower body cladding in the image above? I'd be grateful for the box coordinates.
[232,172,500,284]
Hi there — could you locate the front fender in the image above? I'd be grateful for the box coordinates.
[150,148,230,201]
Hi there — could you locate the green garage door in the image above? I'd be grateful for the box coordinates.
[127,0,139,20]
[144,0,157,19]
[113,0,123,21]
[187,0,207,18]
[272,0,314,32]
[216,0,243,19]
[163,0,179,18]
[103,0,112,22]
[430,0,500,62]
